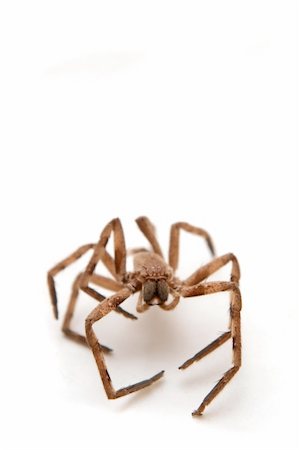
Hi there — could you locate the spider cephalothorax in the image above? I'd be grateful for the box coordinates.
[48,216,242,416]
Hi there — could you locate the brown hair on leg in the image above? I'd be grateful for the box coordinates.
[168,222,215,273]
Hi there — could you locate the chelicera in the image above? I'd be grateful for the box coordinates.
[48,217,242,416]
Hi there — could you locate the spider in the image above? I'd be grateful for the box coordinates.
[47,216,242,416]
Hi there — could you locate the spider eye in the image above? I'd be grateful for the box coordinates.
[157,280,169,302]
[143,280,156,302]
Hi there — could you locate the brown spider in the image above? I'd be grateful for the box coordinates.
[47,217,242,416]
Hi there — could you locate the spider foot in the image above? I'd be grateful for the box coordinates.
[100,344,113,353]
[192,405,205,417]
[115,370,165,398]
[116,306,138,320]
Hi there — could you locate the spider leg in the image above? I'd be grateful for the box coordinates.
[178,332,231,370]
[168,222,215,272]
[180,281,242,416]
[85,287,164,399]
[47,238,134,320]
[62,273,112,353]
[127,247,149,255]
[48,243,96,319]
[181,253,240,331]
[80,218,137,320]
[135,216,164,258]
[82,218,126,285]
[183,253,241,286]
[89,273,137,320]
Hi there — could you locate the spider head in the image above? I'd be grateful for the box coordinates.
[143,278,169,306]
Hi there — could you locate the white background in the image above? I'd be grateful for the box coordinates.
[0,1,298,449]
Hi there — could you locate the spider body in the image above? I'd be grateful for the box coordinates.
[48,216,242,416]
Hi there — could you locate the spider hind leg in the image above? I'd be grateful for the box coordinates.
[180,281,242,416]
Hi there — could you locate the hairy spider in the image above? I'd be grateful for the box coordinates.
[47,217,242,416]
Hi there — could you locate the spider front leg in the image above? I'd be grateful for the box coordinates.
[85,287,164,399]
[61,272,125,353]
[182,253,240,333]
[168,222,216,272]
[180,281,242,416]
